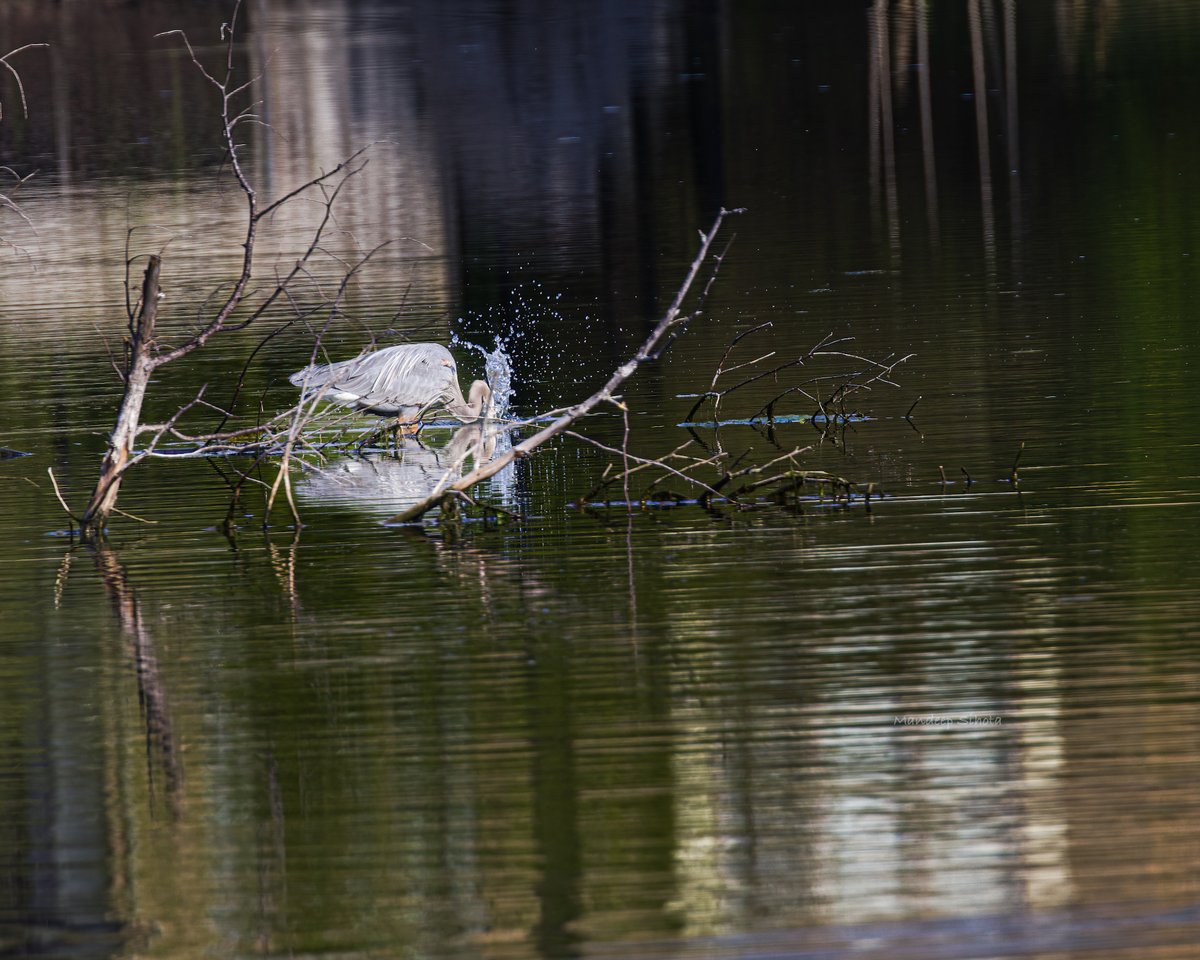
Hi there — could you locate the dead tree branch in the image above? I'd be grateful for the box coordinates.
[566,432,732,505]
[0,44,48,258]
[80,4,385,537]
[81,256,164,536]
[387,207,746,523]
[685,329,855,423]
[0,43,48,122]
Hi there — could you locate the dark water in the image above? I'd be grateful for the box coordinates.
[1,1,1199,958]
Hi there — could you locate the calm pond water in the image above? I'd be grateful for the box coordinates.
[1,1,1199,958]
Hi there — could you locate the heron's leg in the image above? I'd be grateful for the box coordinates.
[396,417,422,437]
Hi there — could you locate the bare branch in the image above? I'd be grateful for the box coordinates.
[111,506,159,525]
[0,43,49,121]
[153,30,222,88]
[257,145,376,221]
[47,468,79,524]
[571,435,730,506]
[387,207,745,524]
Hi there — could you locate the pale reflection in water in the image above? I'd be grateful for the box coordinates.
[297,422,513,514]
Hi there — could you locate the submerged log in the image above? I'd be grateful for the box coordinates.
[81,256,162,539]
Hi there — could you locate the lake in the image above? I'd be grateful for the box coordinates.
[1,1,1198,958]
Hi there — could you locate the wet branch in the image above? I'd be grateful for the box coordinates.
[686,329,856,423]
[567,432,732,505]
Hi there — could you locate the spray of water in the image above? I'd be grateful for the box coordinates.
[448,283,598,506]
[450,333,514,420]
[451,281,597,418]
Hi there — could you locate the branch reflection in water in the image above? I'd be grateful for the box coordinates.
[90,546,182,821]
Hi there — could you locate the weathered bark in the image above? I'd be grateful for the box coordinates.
[81,256,162,539]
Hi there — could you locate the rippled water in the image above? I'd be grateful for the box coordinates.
[1,1,1199,958]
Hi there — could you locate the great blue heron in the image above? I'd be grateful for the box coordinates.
[289,342,492,430]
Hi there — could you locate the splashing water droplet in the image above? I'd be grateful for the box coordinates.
[484,338,513,418]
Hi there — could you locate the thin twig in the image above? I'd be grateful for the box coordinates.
[47,468,80,523]
[619,399,632,512]
[566,431,732,505]
[0,43,49,121]
[112,507,159,525]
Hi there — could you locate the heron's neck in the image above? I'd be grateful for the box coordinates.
[452,382,491,420]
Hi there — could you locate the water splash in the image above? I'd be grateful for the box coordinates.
[451,333,514,420]
[449,331,519,504]
[484,339,514,420]
[452,281,597,414]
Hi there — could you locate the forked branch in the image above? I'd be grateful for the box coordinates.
[80,4,383,537]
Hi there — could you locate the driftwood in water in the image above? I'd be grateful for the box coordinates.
[81,257,162,538]
[385,204,915,524]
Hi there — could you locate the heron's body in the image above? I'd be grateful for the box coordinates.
[289,342,491,424]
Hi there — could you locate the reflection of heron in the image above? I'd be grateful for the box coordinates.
[290,343,492,428]
[298,423,502,511]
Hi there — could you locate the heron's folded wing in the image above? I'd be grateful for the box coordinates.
[359,345,456,408]
[290,343,457,409]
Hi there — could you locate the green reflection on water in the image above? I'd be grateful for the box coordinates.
[1,1,1200,958]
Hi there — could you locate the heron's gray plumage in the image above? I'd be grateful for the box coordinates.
[290,342,490,422]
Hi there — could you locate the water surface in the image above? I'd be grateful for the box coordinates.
[1,2,1198,958]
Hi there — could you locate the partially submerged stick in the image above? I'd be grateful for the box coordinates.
[388,207,744,523]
